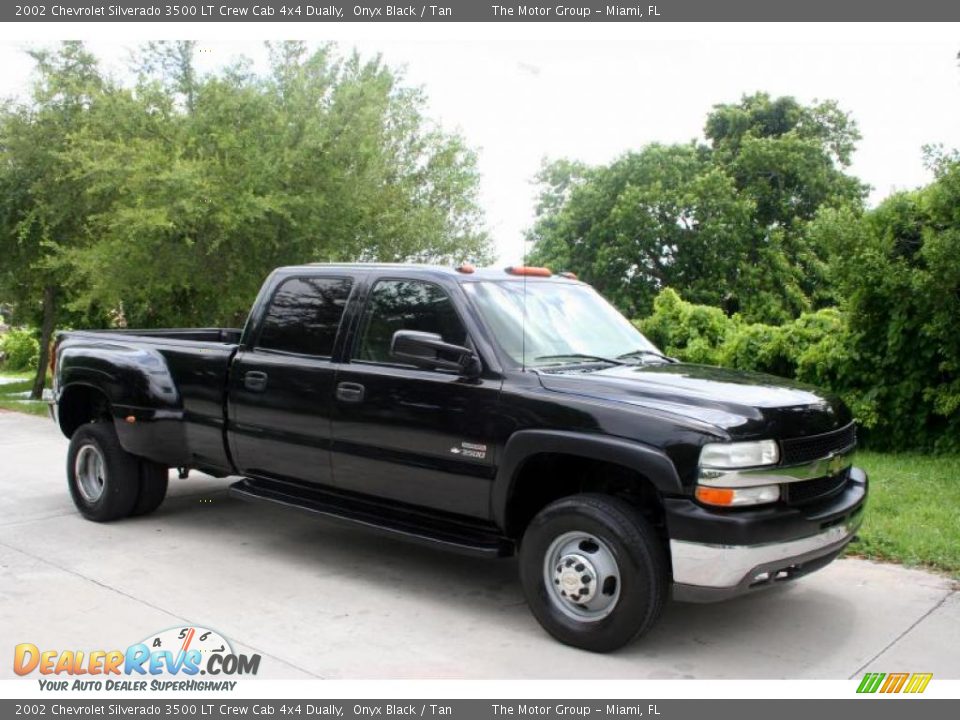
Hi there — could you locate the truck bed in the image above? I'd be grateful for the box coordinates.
[54,327,243,474]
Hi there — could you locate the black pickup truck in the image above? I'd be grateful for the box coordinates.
[51,263,867,652]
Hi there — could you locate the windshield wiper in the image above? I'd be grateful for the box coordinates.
[615,349,673,363]
[533,353,625,366]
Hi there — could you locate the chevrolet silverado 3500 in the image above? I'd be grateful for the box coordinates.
[51,264,866,651]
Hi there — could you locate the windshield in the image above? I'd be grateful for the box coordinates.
[464,280,661,367]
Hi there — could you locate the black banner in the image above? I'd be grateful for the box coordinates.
[1,701,958,720]
[6,0,960,22]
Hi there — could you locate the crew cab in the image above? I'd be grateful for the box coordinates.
[50,264,867,652]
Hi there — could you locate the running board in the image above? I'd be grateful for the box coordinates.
[229,478,513,558]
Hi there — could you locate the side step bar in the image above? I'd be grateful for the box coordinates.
[229,478,514,558]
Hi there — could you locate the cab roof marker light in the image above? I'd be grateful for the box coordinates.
[456,262,476,274]
[558,271,578,280]
[505,266,552,277]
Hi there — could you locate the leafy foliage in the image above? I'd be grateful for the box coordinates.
[635,288,729,366]
[0,328,40,372]
[0,42,107,396]
[637,288,851,389]
[0,40,491,342]
[638,224,960,453]
[809,152,960,452]
[531,90,960,452]
[528,93,866,323]
[528,144,754,317]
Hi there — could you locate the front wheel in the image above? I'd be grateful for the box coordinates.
[519,493,668,652]
[66,422,140,522]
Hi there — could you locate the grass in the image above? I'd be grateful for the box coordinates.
[852,451,960,579]
[0,368,956,577]
[0,371,49,417]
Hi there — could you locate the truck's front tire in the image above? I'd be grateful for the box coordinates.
[67,422,140,522]
[519,493,667,652]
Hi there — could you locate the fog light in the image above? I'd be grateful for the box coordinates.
[695,484,780,507]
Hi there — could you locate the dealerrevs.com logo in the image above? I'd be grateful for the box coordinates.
[14,626,260,692]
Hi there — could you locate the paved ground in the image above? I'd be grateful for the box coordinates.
[1,411,957,679]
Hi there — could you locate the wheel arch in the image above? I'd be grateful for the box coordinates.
[57,383,114,439]
[492,430,684,538]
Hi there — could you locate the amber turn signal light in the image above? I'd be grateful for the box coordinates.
[696,484,780,507]
[695,487,735,506]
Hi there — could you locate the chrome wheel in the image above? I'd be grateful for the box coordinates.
[543,531,621,622]
[75,444,106,503]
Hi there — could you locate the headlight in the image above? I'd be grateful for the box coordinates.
[697,439,781,507]
[699,439,779,469]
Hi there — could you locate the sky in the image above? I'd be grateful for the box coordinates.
[2,23,959,265]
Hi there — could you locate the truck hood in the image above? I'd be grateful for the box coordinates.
[535,362,852,440]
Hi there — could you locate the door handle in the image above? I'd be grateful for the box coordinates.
[244,371,268,392]
[336,381,365,403]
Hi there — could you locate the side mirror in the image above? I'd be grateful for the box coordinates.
[390,330,480,377]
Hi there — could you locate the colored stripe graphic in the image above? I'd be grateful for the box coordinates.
[857,672,932,694]
[880,673,910,693]
[857,673,885,693]
[904,673,933,694]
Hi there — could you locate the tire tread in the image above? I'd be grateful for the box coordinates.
[131,460,169,516]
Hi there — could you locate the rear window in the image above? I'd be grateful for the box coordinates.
[257,276,353,357]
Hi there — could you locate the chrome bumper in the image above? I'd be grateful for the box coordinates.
[671,502,864,602]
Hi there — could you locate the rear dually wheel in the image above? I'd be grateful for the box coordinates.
[66,422,140,522]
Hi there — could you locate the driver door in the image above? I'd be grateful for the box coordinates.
[330,277,502,519]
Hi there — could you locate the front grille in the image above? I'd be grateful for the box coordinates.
[784,473,848,506]
[780,423,856,466]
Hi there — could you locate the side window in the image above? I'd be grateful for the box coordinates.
[354,279,468,364]
[258,277,353,357]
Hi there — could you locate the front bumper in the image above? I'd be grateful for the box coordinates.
[669,466,867,602]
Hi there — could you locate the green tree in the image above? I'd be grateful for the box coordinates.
[58,41,490,328]
[527,143,754,317]
[705,93,866,320]
[1,41,490,392]
[0,41,107,398]
[528,93,866,322]
[637,150,960,453]
[810,151,960,451]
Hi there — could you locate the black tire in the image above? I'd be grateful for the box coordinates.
[519,493,668,653]
[131,460,169,516]
[66,422,140,522]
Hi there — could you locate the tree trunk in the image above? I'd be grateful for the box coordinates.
[30,285,56,401]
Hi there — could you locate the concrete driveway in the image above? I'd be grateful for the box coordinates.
[1,411,957,679]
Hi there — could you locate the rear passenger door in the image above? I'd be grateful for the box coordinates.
[228,274,354,486]
[330,277,502,519]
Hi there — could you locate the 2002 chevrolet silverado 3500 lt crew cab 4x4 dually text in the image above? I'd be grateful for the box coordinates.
[50,263,867,652]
